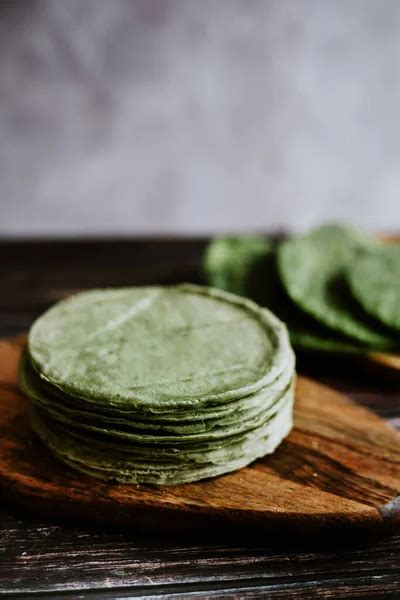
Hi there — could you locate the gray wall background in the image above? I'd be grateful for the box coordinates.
[1,0,400,237]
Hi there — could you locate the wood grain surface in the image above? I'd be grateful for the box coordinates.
[1,335,400,538]
[1,239,400,599]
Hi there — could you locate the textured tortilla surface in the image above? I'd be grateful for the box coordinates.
[277,224,396,348]
[28,285,292,409]
[204,234,370,353]
[347,245,400,332]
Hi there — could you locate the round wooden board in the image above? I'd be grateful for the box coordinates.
[1,336,400,537]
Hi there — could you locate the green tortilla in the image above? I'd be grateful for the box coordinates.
[346,244,400,332]
[277,225,397,349]
[204,235,369,353]
[28,285,293,410]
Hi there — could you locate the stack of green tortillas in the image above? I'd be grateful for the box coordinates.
[204,225,400,355]
[20,284,295,485]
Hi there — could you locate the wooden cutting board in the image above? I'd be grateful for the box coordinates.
[1,336,400,537]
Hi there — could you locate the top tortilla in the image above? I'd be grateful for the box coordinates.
[28,284,292,410]
[346,244,400,332]
[277,224,397,349]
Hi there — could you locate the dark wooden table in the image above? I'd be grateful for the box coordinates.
[1,239,400,599]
